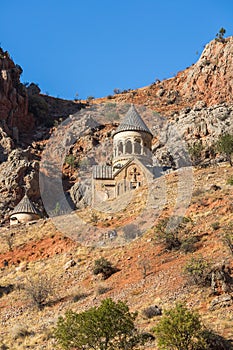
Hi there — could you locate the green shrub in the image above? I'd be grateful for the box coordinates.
[54,298,150,350]
[216,133,233,166]
[180,236,199,253]
[72,292,88,302]
[227,175,233,185]
[188,141,204,166]
[154,304,233,349]
[183,255,211,286]
[93,257,119,280]
[65,154,77,171]
[28,95,50,125]
[154,217,181,251]
[153,303,206,350]
[211,222,220,230]
[200,329,233,350]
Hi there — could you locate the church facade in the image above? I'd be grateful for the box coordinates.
[92,105,154,203]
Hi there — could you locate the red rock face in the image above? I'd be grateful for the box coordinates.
[0,48,34,134]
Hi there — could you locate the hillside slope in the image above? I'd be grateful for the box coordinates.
[0,164,233,349]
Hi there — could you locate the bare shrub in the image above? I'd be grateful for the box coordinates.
[11,324,32,340]
[138,259,151,279]
[23,274,55,309]
[3,231,15,252]
[73,292,89,302]
[96,285,112,295]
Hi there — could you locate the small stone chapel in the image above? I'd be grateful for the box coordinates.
[92,105,154,203]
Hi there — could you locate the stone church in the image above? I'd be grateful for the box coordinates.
[92,105,154,203]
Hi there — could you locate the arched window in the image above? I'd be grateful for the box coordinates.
[125,140,132,154]
[134,139,141,154]
[118,141,123,155]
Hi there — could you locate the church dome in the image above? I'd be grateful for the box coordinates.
[114,104,152,136]
[11,194,39,216]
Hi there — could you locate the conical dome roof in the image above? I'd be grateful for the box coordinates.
[114,105,152,136]
[11,194,39,216]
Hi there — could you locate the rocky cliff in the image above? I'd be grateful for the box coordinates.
[0,48,34,136]
[96,36,233,116]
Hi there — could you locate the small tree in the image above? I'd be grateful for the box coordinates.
[188,141,204,166]
[54,298,150,350]
[216,27,226,41]
[65,154,76,175]
[154,217,181,251]
[216,133,233,166]
[153,303,206,350]
[93,257,118,280]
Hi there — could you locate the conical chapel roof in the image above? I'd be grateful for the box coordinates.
[114,105,152,136]
[11,194,39,216]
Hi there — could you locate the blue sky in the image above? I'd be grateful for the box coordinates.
[1,1,233,100]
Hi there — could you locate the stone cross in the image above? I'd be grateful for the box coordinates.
[130,167,140,182]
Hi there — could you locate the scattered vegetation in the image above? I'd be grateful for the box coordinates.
[180,236,199,253]
[216,133,233,166]
[154,216,196,252]
[154,217,181,250]
[54,298,151,350]
[188,141,204,166]
[183,255,211,286]
[227,175,233,185]
[72,292,89,303]
[93,257,119,280]
[222,224,233,256]
[28,95,50,126]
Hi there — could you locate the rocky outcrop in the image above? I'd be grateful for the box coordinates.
[0,48,34,135]
[0,148,40,220]
[69,181,92,209]
[97,36,233,116]
[0,127,14,161]
[152,102,233,167]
